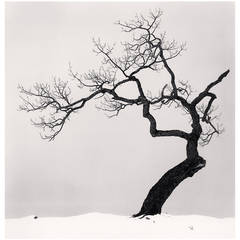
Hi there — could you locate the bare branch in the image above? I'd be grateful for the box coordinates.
[197,102,223,146]
[96,94,133,118]
[19,75,143,140]
[192,69,230,106]
[142,100,189,140]
[115,10,185,77]
[93,38,128,78]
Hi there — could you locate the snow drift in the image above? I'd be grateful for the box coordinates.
[5,213,234,238]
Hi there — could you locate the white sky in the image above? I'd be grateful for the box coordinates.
[5,2,234,218]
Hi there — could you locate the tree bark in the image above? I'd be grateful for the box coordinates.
[133,152,206,218]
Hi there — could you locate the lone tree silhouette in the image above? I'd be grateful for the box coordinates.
[19,10,230,218]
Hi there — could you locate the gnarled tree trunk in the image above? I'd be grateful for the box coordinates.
[133,137,205,218]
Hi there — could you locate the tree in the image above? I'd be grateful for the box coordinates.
[19,9,230,218]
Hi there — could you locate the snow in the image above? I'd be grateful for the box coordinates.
[5,213,234,238]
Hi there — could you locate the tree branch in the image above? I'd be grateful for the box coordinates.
[142,101,189,140]
[19,76,144,140]
[192,69,230,105]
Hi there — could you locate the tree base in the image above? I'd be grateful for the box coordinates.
[132,156,206,218]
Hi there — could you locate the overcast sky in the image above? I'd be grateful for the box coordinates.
[5,2,234,218]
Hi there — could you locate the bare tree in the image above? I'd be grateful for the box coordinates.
[19,10,230,218]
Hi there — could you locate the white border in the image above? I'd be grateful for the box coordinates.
[234,1,239,239]
[1,1,238,240]
[1,1,5,240]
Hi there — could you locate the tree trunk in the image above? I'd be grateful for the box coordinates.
[132,155,206,218]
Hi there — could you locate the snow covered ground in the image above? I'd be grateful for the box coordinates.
[5,213,234,238]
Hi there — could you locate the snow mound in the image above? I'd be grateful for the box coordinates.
[5,213,234,238]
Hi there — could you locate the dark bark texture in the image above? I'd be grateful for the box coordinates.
[132,156,206,218]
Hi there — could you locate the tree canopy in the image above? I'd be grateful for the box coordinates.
[19,9,229,147]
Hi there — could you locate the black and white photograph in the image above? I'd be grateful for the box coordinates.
[4,1,236,238]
